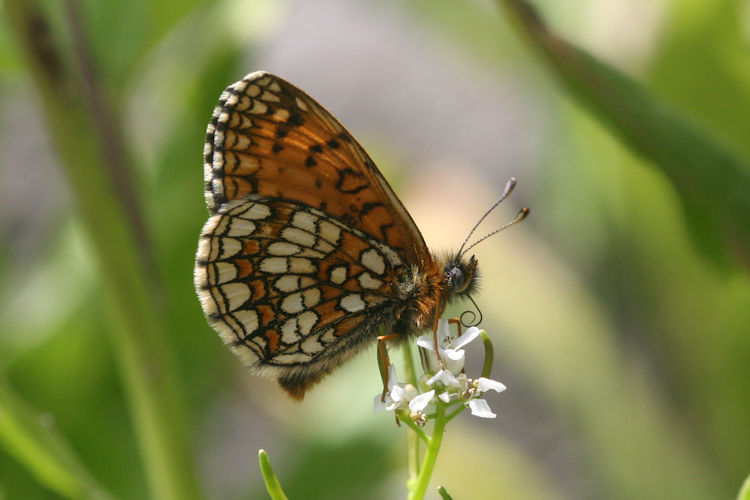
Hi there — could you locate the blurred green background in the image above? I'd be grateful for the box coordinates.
[1,0,749,498]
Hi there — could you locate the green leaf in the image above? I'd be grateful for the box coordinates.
[498,0,750,269]
[437,485,454,500]
[258,449,289,500]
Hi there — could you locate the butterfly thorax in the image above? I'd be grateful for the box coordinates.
[391,252,479,339]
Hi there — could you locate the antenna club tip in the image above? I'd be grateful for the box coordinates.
[521,206,530,215]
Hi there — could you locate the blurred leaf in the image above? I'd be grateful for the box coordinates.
[498,0,750,269]
[739,474,750,500]
[3,1,202,498]
[0,379,112,499]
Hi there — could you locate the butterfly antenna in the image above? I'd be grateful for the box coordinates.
[461,206,529,255]
[457,178,520,258]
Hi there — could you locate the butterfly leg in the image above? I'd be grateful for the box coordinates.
[448,317,462,336]
[431,299,446,369]
[377,332,398,402]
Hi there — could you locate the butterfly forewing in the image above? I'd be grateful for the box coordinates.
[204,71,428,264]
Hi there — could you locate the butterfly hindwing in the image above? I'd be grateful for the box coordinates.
[195,195,408,396]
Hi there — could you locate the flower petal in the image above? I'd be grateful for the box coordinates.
[416,335,435,351]
[409,390,435,412]
[468,399,496,418]
[476,377,507,393]
[436,319,451,345]
[426,369,461,387]
[438,392,453,403]
[387,364,399,390]
[373,394,386,413]
[442,348,465,362]
[451,326,480,350]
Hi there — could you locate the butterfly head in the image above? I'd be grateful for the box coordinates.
[442,253,480,298]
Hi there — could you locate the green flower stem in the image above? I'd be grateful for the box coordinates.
[402,336,419,388]
[397,411,430,444]
[401,341,421,482]
[258,450,289,500]
[408,403,447,500]
[445,405,466,423]
[4,2,201,499]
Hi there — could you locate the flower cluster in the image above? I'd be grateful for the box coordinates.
[373,319,506,424]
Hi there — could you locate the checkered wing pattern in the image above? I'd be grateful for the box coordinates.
[195,196,406,398]
[196,72,443,399]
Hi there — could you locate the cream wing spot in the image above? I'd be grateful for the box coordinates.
[318,220,341,244]
[320,327,336,345]
[294,96,309,111]
[268,241,301,256]
[301,336,324,355]
[273,108,289,120]
[297,311,318,335]
[213,216,231,235]
[249,99,268,115]
[340,294,365,313]
[314,239,335,254]
[274,353,313,364]
[237,202,271,220]
[261,91,281,103]
[302,288,321,308]
[233,309,259,333]
[214,262,238,284]
[357,272,382,290]
[221,283,251,311]
[282,227,316,247]
[288,257,315,274]
[226,219,256,237]
[281,292,304,314]
[274,275,301,293]
[280,318,301,343]
[267,80,282,92]
[219,237,242,259]
[291,211,318,232]
[329,265,347,285]
[360,248,386,275]
[246,84,260,97]
[299,277,316,288]
[260,257,288,274]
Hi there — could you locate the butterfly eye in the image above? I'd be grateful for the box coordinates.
[448,266,465,291]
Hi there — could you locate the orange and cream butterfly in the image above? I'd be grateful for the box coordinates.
[195,71,527,399]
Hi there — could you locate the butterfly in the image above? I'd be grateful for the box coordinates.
[195,71,527,399]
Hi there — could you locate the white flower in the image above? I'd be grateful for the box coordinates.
[460,376,507,418]
[417,319,480,374]
[408,390,435,413]
[376,320,508,422]
[373,364,419,413]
